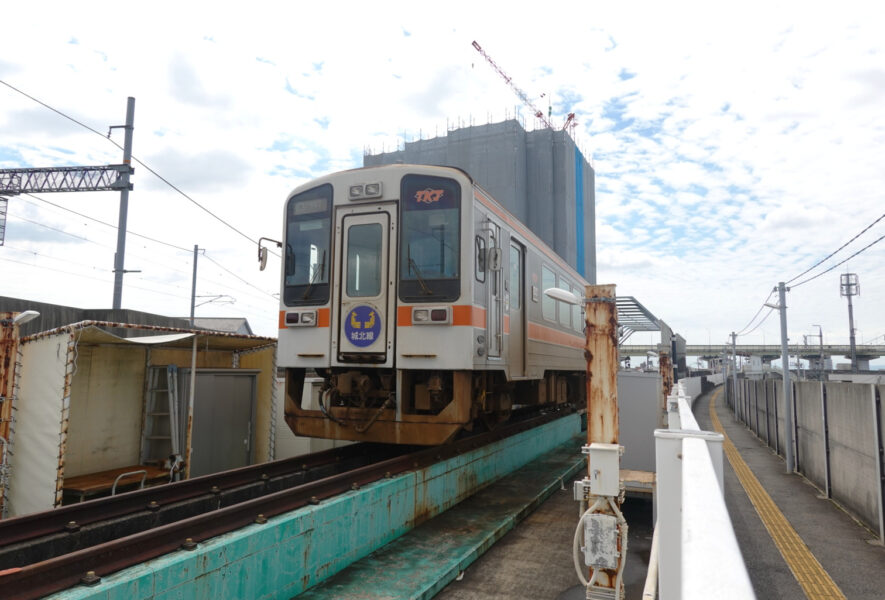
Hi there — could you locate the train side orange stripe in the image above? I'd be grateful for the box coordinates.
[527,322,584,349]
[279,310,285,329]
[397,305,486,327]
[453,305,485,327]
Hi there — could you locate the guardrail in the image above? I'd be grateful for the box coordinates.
[648,382,755,599]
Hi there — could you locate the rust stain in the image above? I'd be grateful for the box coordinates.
[583,285,619,446]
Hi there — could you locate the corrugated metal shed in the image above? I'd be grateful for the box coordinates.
[6,321,277,517]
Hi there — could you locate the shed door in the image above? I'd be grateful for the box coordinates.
[184,371,256,478]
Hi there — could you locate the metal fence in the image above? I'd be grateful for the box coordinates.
[649,382,755,599]
[728,378,885,541]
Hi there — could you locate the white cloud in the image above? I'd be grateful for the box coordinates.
[0,0,883,359]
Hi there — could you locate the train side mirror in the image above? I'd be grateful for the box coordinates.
[487,247,502,271]
[257,237,283,272]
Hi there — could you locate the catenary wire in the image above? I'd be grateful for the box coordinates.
[734,289,776,337]
[12,198,275,300]
[791,231,885,288]
[786,211,885,284]
[23,193,192,253]
[1,79,278,256]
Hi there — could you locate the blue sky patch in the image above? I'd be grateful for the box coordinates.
[618,68,636,81]
[0,147,25,165]
[285,78,314,100]
[602,95,636,131]
[314,116,330,130]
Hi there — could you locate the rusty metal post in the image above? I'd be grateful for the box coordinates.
[659,352,673,404]
[585,284,619,445]
[0,312,20,518]
[581,284,624,594]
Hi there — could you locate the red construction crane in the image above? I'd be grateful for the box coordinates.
[472,40,555,130]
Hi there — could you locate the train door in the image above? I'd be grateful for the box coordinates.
[508,240,525,376]
[334,207,394,365]
[487,222,503,358]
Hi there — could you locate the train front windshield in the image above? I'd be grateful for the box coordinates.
[399,174,461,302]
[284,184,332,305]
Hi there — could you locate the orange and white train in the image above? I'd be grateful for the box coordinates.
[275,164,587,445]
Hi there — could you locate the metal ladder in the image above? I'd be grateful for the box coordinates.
[140,365,180,467]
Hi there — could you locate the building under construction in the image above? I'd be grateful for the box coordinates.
[364,119,596,282]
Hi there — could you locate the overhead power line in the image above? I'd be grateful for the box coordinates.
[787,210,885,284]
[22,193,192,253]
[0,79,278,256]
[735,289,776,337]
[792,231,885,288]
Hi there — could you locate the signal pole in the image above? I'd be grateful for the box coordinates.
[112,97,135,310]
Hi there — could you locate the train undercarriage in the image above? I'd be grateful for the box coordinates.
[283,368,584,445]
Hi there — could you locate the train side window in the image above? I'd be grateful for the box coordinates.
[475,236,486,282]
[572,284,584,331]
[558,276,571,327]
[541,265,555,321]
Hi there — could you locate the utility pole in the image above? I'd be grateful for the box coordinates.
[190,245,199,327]
[731,332,737,419]
[840,274,859,373]
[112,97,136,310]
[768,282,794,473]
[812,324,823,381]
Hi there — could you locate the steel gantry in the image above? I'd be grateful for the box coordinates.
[0,97,135,309]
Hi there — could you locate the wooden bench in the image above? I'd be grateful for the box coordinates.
[62,465,171,503]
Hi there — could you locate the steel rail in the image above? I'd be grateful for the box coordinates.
[0,408,570,599]
[0,442,402,547]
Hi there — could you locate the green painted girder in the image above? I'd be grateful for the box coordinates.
[297,438,585,599]
[48,414,581,600]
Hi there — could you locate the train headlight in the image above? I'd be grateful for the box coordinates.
[412,306,450,325]
[286,311,316,327]
[349,182,383,200]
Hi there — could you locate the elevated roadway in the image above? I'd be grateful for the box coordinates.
[621,344,885,360]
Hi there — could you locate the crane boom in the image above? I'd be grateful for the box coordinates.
[472,40,555,130]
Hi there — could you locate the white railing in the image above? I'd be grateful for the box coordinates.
[649,383,755,599]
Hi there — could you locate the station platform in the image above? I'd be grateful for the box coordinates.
[437,386,885,599]
[694,387,885,599]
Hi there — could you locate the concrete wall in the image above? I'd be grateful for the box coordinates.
[618,371,662,472]
[364,120,596,281]
[730,378,885,538]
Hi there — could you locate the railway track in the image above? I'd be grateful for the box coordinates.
[0,405,573,600]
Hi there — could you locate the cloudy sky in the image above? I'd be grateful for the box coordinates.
[2,2,884,366]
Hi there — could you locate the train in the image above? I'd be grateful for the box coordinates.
[272,164,588,445]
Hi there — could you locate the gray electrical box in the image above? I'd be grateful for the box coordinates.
[583,513,619,569]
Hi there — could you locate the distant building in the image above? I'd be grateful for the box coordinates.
[364,119,596,282]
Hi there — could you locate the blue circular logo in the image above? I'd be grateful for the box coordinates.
[344,305,382,348]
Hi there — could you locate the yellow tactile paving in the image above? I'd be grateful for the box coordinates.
[709,388,846,600]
